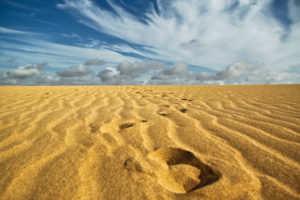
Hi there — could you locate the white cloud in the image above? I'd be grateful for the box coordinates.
[7,63,45,79]
[35,75,60,85]
[98,61,166,84]
[0,63,47,85]
[97,60,300,85]
[0,27,30,34]
[150,61,197,84]
[0,36,138,68]
[56,64,92,78]
[1,60,299,85]
[97,67,120,84]
[197,61,263,81]
[58,0,300,72]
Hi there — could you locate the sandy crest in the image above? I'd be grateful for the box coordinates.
[0,85,299,200]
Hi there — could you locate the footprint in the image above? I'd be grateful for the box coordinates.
[180,108,187,113]
[158,113,168,117]
[124,158,143,173]
[148,148,220,194]
[119,123,135,130]
[181,98,192,102]
[89,123,99,133]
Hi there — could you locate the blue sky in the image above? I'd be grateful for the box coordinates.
[0,0,299,85]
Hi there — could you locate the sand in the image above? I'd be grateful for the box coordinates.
[0,85,299,200]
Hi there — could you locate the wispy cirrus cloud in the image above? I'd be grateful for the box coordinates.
[57,0,300,72]
[0,28,138,68]
[0,26,30,34]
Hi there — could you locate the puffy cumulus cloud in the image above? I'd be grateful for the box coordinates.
[56,64,92,78]
[150,62,197,84]
[1,60,299,85]
[95,60,300,85]
[118,61,148,75]
[195,61,300,84]
[197,62,263,82]
[0,63,47,85]
[97,67,121,84]
[84,58,105,66]
[6,63,46,79]
[246,71,300,84]
[98,61,166,85]
[35,75,60,85]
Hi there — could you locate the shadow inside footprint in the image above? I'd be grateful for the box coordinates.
[119,123,135,130]
[159,113,167,117]
[124,158,143,173]
[149,148,220,194]
[89,123,99,133]
[180,108,187,113]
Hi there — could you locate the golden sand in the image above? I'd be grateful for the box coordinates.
[0,85,299,200]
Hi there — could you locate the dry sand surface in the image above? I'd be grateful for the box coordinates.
[0,85,299,200]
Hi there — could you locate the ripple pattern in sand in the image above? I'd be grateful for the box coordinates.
[0,85,299,200]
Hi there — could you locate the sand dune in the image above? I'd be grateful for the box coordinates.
[0,85,299,200]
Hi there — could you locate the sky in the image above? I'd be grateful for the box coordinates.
[0,0,300,85]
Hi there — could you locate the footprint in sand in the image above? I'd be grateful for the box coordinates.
[180,108,187,113]
[124,158,144,173]
[119,123,135,130]
[181,98,193,102]
[148,148,220,194]
[89,123,100,133]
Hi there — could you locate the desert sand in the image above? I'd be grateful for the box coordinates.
[0,85,299,200]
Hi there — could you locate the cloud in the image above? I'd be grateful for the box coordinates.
[0,63,47,85]
[1,60,299,85]
[196,61,263,81]
[97,67,120,84]
[247,71,300,84]
[84,58,105,66]
[0,29,139,69]
[56,64,92,78]
[35,75,59,85]
[58,0,300,72]
[95,60,300,85]
[288,64,300,73]
[150,62,196,84]
[195,61,300,84]
[6,63,46,79]
[0,26,30,34]
[98,61,166,84]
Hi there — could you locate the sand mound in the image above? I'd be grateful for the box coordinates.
[0,85,299,200]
